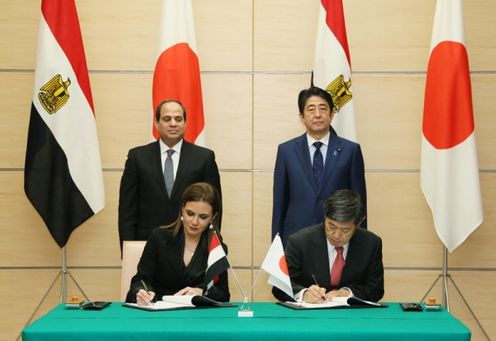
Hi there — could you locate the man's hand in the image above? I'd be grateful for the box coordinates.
[303,285,327,303]
[325,288,350,301]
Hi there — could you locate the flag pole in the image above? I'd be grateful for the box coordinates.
[419,246,490,340]
[17,246,91,340]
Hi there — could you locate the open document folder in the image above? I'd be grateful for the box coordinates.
[278,296,387,310]
[123,295,236,311]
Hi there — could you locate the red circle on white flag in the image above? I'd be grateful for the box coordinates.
[422,41,474,149]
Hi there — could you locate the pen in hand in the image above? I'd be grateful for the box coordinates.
[311,274,327,301]
[140,280,154,304]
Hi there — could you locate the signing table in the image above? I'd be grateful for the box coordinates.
[22,302,470,341]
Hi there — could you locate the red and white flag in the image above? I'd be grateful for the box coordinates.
[24,0,105,248]
[152,0,205,145]
[204,232,230,289]
[421,0,483,252]
[312,0,357,141]
[261,234,294,299]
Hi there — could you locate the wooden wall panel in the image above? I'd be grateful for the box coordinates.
[0,73,33,168]
[220,172,252,267]
[0,0,38,69]
[253,74,312,170]
[194,0,253,71]
[253,0,319,71]
[76,1,161,71]
[1,0,495,339]
[202,74,253,169]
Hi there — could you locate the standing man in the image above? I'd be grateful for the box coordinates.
[272,86,366,246]
[118,99,221,251]
[273,189,383,303]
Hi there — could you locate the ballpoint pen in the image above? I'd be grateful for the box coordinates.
[140,279,149,293]
[311,274,327,301]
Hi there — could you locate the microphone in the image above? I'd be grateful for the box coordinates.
[333,147,342,157]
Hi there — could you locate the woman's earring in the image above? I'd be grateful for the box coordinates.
[209,223,214,230]
[180,216,184,222]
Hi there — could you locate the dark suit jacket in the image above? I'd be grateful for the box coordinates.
[125,227,230,303]
[272,132,366,246]
[118,140,221,249]
[273,224,384,302]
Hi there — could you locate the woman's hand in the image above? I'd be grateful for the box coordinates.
[136,289,155,306]
[175,286,204,296]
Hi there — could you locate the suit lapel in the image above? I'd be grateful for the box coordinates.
[162,231,186,280]
[173,141,193,199]
[294,134,318,193]
[319,134,343,195]
[341,229,362,285]
[310,226,331,288]
[151,141,169,198]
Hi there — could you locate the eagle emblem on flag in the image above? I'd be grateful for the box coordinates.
[38,74,71,114]
[326,74,352,112]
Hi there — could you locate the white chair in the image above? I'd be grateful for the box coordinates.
[120,241,146,301]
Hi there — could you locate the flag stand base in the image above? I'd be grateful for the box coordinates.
[419,247,489,340]
[17,246,91,340]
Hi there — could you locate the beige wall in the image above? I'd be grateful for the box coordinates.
[1,0,495,340]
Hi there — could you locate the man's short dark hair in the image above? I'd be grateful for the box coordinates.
[324,189,364,225]
[155,99,187,122]
[297,86,335,114]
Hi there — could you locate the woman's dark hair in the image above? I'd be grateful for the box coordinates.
[166,182,222,239]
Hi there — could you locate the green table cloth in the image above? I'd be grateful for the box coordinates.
[22,302,470,341]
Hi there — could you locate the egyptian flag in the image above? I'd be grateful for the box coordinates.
[261,234,294,299]
[204,231,230,289]
[152,0,206,145]
[312,0,357,142]
[24,0,105,248]
[421,0,483,252]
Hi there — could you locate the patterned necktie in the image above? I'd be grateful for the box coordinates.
[330,246,345,289]
[312,141,324,188]
[164,149,175,196]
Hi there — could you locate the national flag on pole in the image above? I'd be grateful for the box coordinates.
[24,0,105,248]
[261,234,294,299]
[204,231,230,289]
[312,0,357,142]
[421,0,483,252]
[152,0,206,145]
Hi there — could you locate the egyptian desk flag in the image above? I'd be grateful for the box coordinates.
[24,0,105,248]
[421,0,483,252]
[261,234,294,299]
[204,231,230,289]
[152,0,206,145]
[312,0,357,141]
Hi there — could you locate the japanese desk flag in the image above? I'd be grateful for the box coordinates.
[152,0,205,145]
[312,0,357,141]
[24,0,105,248]
[421,0,483,252]
[261,234,294,299]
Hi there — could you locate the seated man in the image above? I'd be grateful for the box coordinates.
[273,189,384,303]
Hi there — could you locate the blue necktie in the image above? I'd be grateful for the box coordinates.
[312,141,324,189]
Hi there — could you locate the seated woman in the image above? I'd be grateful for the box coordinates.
[126,182,230,305]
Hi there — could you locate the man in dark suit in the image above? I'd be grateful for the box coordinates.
[272,86,366,246]
[118,99,221,251]
[273,189,383,303]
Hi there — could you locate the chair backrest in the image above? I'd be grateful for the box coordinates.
[120,241,146,301]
